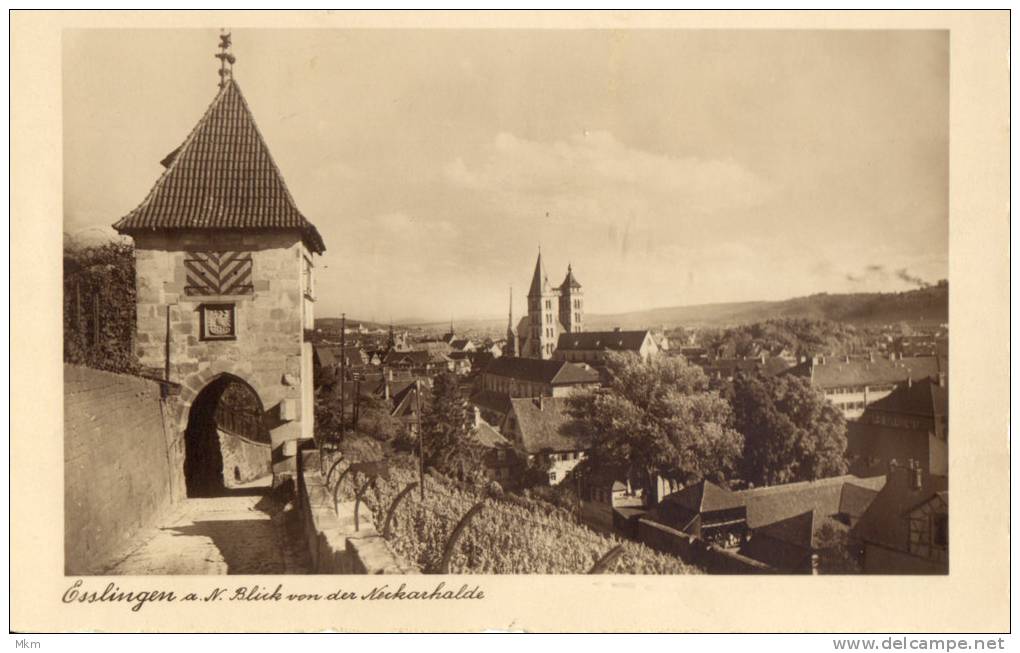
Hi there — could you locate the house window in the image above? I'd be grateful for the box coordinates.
[200,303,237,340]
[548,471,558,483]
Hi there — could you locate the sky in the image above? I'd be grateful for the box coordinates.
[63,29,949,323]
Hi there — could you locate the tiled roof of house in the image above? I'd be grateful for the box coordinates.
[752,510,817,549]
[555,330,651,352]
[313,346,337,367]
[737,474,886,530]
[508,397,588,453]
[449,339,472,351]
[470,422,512,449]
[866,378,948,418]
[781,356,941,390]
[384,350,431,366]
[838,482,882,519]
[469,390,513,417]
[113,79,325,253]
[662,479,745,514]
[484,357,599,386]
[853,467,948,552]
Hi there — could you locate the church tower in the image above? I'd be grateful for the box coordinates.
[504,286,517,357]
[559,264,583,334]
[526,251,559,359]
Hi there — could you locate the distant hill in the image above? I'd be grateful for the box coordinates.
[315,317,390,332]
[319,284,948,333]
[585,284,948,330]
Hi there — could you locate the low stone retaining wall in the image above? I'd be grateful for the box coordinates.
[297,450,416,574]
[637,517,774,575]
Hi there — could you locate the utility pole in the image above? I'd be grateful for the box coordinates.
[339,312,346,436]
[415,377,425,501]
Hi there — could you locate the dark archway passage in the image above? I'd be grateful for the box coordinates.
[184,375,269,497]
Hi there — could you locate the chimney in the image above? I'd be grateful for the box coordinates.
[760,354,767,365]
[938,372,946,388]
[387,368,394,381]
[869,351,875,363]
[907,376,913,388]
[888,458,899,475]
[473,406,482,427]
[889,352,896,362]
[538,395,545,411]
[912,465,923,490]
[383,378,390,401]
[844,355,851,363]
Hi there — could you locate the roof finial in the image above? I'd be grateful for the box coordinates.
[216,29,236,89]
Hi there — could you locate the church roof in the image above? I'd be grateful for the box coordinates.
[527,252,551,297]
[556,330,651,352]
[113,78,326,254]
[560,264,582,290]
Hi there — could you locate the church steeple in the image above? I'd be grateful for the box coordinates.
[525,249,559,359]
[527,250,550,298]
[505,285,517,358]
[559,263,584,334]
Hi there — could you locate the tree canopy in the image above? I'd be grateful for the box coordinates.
[566,352,743,494]
[420,373,480,479]
[63,238,138,373]
[731,372,848,486]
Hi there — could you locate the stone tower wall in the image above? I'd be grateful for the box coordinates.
[132,229,314,449]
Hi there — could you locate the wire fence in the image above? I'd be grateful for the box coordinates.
[314,448,672,575]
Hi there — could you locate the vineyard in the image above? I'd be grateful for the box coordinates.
[325,451,700,575]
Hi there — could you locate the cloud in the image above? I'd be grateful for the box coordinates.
[444,131,774,228]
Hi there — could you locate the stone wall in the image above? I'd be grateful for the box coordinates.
[64,365,184,574]
[297,451,417,574]
[637,517,774,575]
[131,230,314,453]
[218,429,272,487]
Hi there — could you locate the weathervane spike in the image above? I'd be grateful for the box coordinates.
[215,28,235,89]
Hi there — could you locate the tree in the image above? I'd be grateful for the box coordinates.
[420,373,479,478]
[731,372,848,487]
[814,521,862,574]
[566,352,744,498]
[356,394,404,444]
[63,237,138,373]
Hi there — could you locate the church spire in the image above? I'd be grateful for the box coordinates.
[527,250,549,297]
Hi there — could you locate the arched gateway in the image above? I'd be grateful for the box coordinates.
[113,65,325,494]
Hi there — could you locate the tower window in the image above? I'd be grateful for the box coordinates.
[545,300,551,310]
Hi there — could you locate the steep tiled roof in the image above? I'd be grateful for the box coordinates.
[781,356,941,390]
[484,357,599,386]
[508,397,587,453]
[853,467,948,552]
[663,479,745,514]
[113,79,325,254]
[737,474,886,530]
[469,389,513,417]
[470,422,512,449]
[555,330,651,352]
[559,264,582,290]
[838,482,881,519]
[527,253,551,297]
[866,378,948,418]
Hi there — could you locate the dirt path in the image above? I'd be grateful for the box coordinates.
[105,477,309,575]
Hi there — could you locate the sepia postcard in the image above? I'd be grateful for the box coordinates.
[9,9,1010,634]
